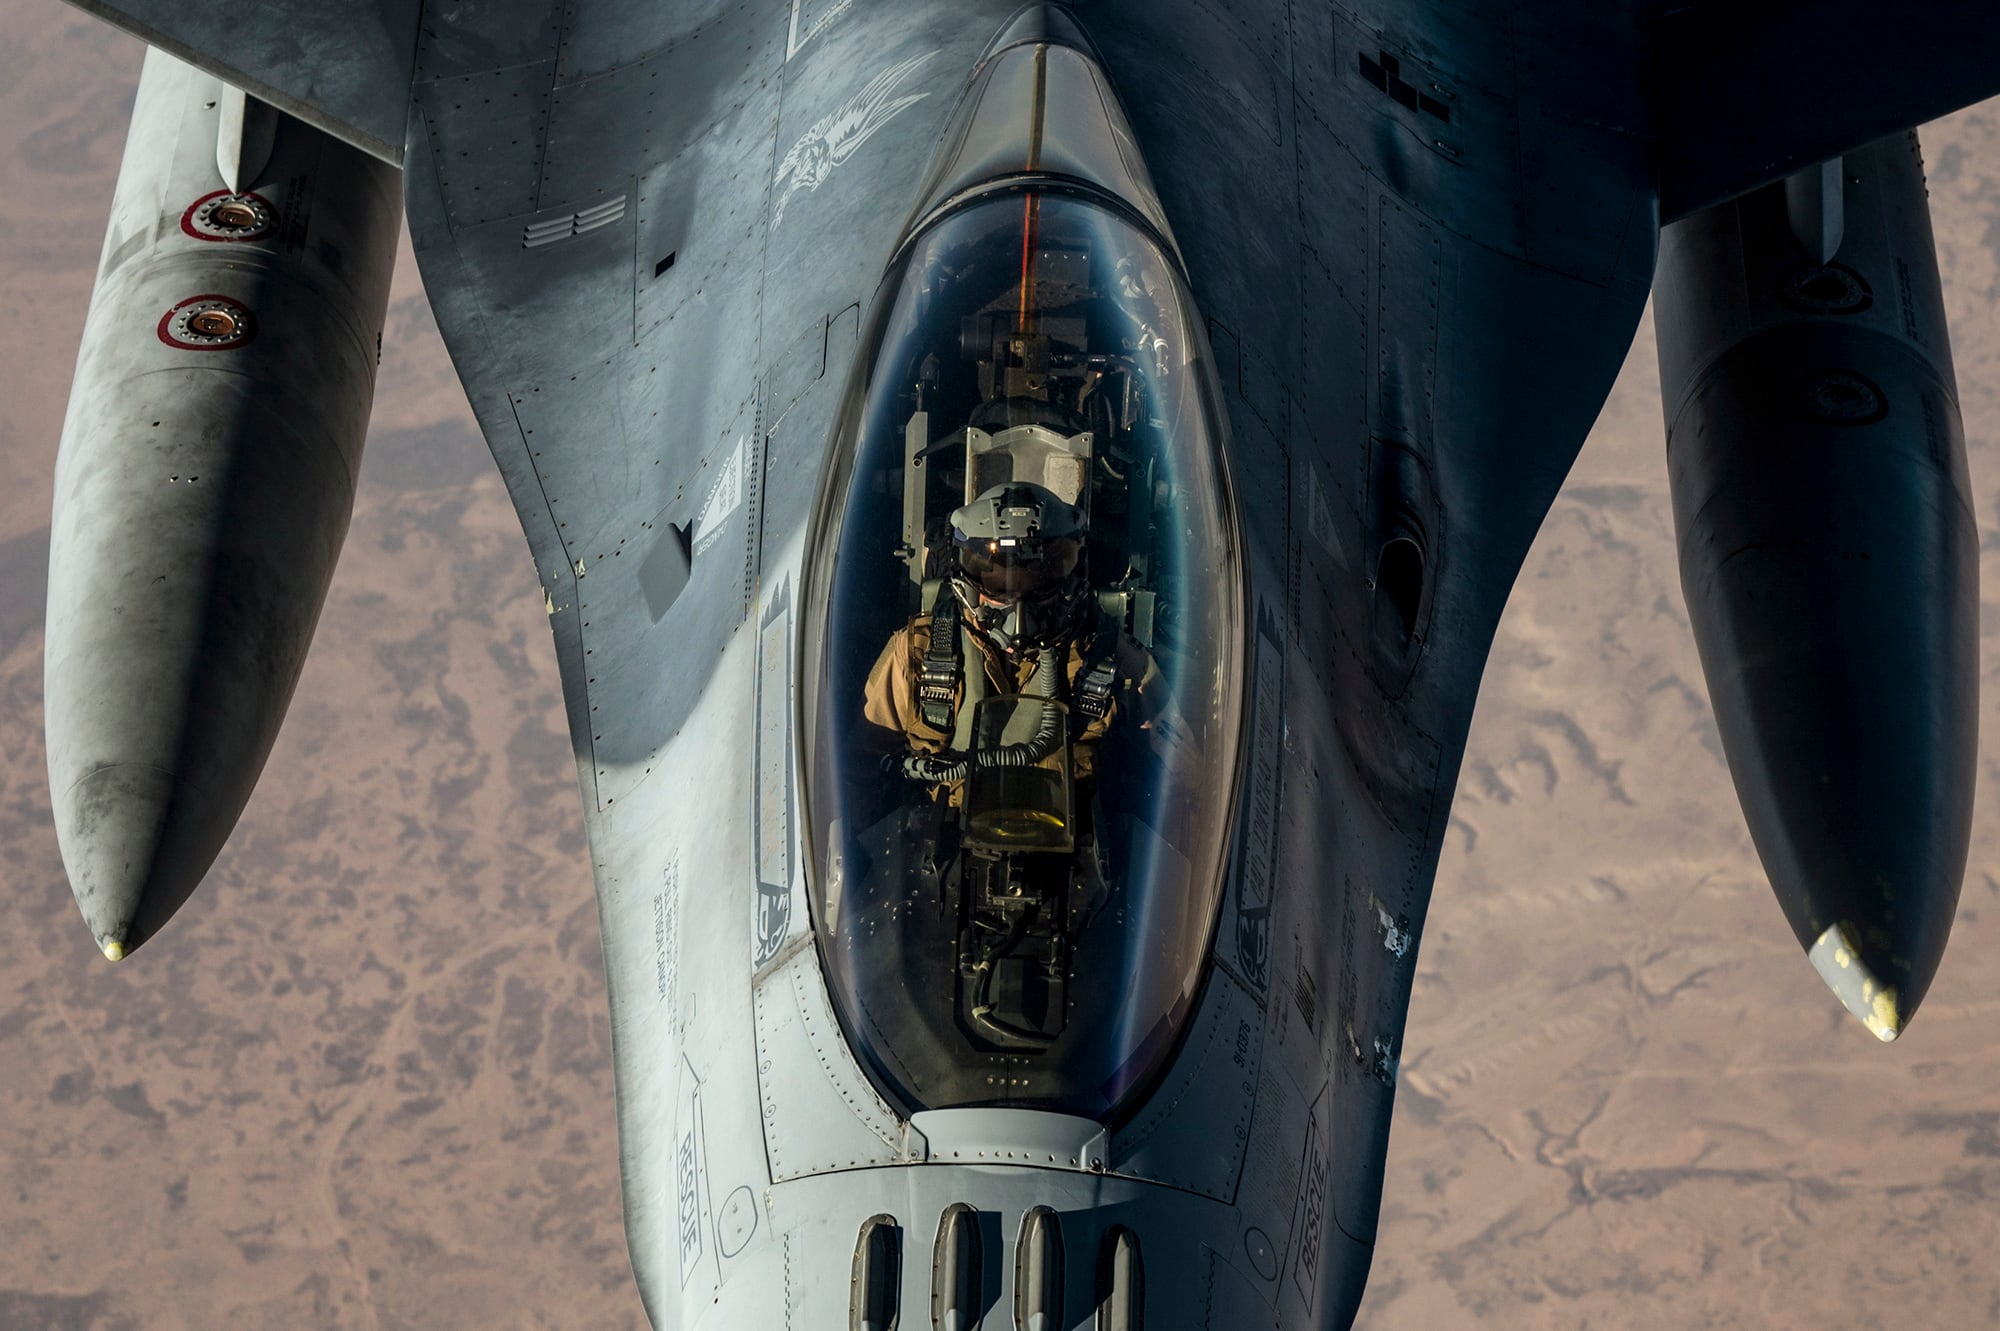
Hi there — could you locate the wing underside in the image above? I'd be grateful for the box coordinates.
[59,0,417,163]
[1655,0,2000,220]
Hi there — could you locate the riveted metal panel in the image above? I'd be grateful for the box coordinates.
[753,945,915,1181]
[414,0,564,82]
[547,0,779,214]
[1520,91,1645,287]
[413,63,553,230]
[1212,601,1287,998]
[555,0,749,83]
[1109,966,1262,1201]
[1204,1246,1276,1330]
[511,383,757,809]
[627,59,782,345]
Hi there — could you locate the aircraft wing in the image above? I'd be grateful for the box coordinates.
[58,0,417,162]
[1655,0,2000,221]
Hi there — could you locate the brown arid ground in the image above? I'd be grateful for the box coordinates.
[2,7,1998,1329]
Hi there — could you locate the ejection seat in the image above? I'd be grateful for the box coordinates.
[899,407,1157,653]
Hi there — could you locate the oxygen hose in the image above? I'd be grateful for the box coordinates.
[899,649,1065,783]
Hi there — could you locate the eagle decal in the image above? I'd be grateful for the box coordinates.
[773,51,936,227]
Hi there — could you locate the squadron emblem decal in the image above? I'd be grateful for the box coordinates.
[773,52,935,227]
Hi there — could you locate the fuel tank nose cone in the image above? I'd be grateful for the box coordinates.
[1656,132,1974,1046]
[1809,921,1910,1042]
[1738,723,1967,1041]
[1747,759,1962,1042]
[55,762,219,962]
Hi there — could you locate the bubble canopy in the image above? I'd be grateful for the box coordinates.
[803,188,1245,1122]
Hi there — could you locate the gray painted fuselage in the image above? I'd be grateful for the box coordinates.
[402,2,1654,1325]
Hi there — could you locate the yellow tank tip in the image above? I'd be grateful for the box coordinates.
[1808,921,1906,1042]
[1865,990,1905,1042]
[100,938,126,962]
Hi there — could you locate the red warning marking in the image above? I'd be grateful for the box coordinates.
[179,190,276,242]
[157,294,256,351]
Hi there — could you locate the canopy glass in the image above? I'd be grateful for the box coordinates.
[804,188,1244,1121]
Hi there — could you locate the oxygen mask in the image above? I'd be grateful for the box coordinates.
[949,481,1086,658]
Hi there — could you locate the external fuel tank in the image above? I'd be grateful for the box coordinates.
[45,48,401,959]
[1654,132,1976,1039]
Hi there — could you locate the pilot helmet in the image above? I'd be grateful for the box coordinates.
[949,482,1086,652]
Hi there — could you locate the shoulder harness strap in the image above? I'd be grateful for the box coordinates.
[917,588,962,732]
[1072,610,1124,724]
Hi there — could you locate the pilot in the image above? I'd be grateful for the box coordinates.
[861,480,1172,799]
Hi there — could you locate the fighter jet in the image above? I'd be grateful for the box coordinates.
[33,0,2000,1325]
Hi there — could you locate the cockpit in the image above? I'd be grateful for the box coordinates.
[804,187,1244,1122]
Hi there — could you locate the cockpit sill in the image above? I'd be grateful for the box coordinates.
[908,1108,1109,1171]
[796,5,1248,1135]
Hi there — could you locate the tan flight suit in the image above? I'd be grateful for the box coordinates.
[861,612,1165,792]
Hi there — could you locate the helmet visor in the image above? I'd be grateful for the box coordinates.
[958,536,1081,600]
